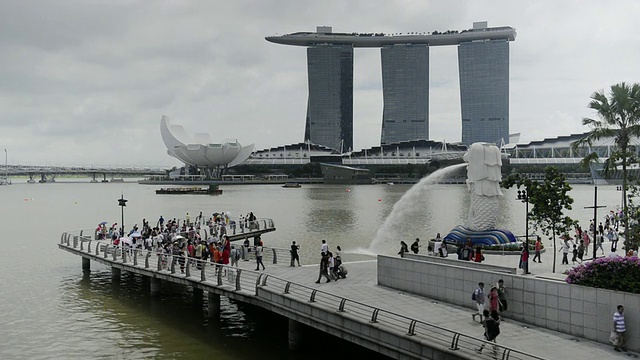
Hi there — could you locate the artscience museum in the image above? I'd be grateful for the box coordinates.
[160,115,255,179]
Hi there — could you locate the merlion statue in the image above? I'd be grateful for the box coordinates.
[443,142,516,247]
[464,142,503,231]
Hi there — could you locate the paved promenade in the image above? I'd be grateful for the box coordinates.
[253,250,635,360]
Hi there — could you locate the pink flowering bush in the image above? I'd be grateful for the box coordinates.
[565,256,640,293]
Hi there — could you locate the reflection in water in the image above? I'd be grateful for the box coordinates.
[53,268,391,360]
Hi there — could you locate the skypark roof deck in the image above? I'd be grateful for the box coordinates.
[266,24,516,47]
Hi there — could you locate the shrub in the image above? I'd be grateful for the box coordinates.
[565,256,640,294]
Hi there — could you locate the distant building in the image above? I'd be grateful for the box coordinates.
[459,32,510,145]
[305,45,354,152]
[381,44,429,145]
[160,116,254,179]
[320,163,372,184]
[267,22,516,148]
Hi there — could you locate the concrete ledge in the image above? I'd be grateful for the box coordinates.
[403,253,517,274]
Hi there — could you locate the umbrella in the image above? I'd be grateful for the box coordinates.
[174,235,186,240]
[207,236,218,244]
[212,212,220,217]
[99,221,108,225]
[130,232,142,238]
[120,237,133,245]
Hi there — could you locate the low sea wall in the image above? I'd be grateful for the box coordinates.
[378,255,639,352]
[403,253,517,274]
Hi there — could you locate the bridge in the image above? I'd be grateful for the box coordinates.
[58,229,625,359]
[3,165,167,183]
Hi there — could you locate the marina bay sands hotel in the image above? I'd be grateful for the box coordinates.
[266,21,516,152]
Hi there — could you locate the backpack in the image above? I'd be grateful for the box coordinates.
[472,289,478,301]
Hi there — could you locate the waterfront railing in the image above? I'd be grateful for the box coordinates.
[60,231,546,360]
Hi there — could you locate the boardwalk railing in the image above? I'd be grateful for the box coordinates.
[59,231,546,360]
[91,218,276,241]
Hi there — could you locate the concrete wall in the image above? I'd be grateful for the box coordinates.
[378,255,640,352]
[403,253,517,274]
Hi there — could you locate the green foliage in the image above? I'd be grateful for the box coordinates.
[502,166,575,273]
[566,256,640,294]
[572,82,640,250]
[624,185,640,251]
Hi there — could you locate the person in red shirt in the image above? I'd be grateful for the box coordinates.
[519,246,530,274]
[532,236,542,263]
[474,246,484,263]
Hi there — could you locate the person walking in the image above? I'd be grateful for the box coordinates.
[320,239,328,255]
[472,282,485,322]
[476,310,501,355]
[596,234,605,255]
[571,244,578,265]
[255,241,266,271]
[488,285,500,314]
[583,232,590,257]
[560,240,570,265]
[519,246,529,274]
[398,241,409,257]
[290,241,301,266]
[577,240,585,263]
[411,238,420,254]
[315,252,331,283]
[532,236,542,263]
[612,305,627,352]
[610,230,619,252]
[497,279,508,313]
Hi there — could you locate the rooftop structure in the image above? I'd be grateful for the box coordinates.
[265,24,516,47]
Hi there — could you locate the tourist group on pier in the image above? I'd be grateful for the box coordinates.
[94,210,264,274]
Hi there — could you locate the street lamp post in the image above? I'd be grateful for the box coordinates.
[584,186,605,260]
[517,189,530,274]
[118,194,128,236]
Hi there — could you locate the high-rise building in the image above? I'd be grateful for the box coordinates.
[266,22,516,150]
[305,45,354,152]
[458,38,510,145]
[380,44,429,145]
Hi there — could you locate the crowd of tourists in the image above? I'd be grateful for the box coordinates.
[94,210,264,273]
[314,239,347,283]
[399,207,639,271]
[394,207,633,354]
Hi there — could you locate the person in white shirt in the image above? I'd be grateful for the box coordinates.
[255,241,265,271]
[320,239,328,255]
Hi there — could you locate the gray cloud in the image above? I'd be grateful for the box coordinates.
[1,0,640,166]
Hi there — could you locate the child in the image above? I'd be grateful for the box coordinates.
[571,244,578,264]
[476,310,501,355]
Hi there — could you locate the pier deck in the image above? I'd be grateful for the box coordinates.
[58,232,631,360]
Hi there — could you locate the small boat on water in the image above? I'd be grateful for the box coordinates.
[282,182,302,188]
[156,184,222,195]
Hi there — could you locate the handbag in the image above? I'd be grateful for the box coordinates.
[610,331,620,346]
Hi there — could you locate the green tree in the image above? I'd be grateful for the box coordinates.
[502,167,575,273]
[623,185,640,251]
[572,82,640,250]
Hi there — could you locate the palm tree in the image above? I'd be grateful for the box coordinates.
[572,82,640,250]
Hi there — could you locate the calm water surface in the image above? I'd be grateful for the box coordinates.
[0,180,623,359]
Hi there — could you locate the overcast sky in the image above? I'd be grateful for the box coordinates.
[2,0,640,166]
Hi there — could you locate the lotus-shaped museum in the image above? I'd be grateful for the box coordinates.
[161,116,254,177]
